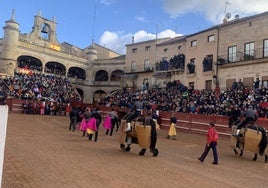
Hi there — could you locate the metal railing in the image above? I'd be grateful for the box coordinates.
[217,47,268,65]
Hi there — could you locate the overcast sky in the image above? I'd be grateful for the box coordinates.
[1,0,268,54]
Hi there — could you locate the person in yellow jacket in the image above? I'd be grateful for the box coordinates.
[166,113,177,140]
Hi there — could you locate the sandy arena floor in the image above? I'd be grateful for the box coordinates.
[2,114,268,188]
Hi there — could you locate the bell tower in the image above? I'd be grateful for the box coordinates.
[28,10,59,45]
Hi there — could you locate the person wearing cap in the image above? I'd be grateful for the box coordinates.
[198,122,219,165]
[237,105,258,130]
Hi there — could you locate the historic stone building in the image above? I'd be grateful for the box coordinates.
[125,11,268,91]
[1,10,268,104]
[0,10,125,104]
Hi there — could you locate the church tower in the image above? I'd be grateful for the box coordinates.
[1,10,19,76]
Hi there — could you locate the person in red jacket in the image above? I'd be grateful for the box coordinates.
[198,122,219,165]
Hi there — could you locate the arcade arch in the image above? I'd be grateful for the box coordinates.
[67,67,86,80]
[93,90,107,105]
[45,61,66,76]
[110,70,123,81]
[17,55,42,72]
[95,70,108,81]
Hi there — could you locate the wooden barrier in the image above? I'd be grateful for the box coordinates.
[6,98,268,137]
[159,111,231,137]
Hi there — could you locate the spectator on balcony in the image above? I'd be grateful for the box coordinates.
[254,78,260,90]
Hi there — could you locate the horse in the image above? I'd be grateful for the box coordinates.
[229,119,268,162]
[118,112,159,157]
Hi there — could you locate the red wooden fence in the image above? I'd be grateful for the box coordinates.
[6,98,268,137]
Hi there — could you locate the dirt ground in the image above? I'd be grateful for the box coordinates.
[2,114,268,188]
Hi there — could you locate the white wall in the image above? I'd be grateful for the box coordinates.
[0,105,8,188]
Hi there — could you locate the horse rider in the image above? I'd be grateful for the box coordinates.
[237,105,258,130]
[125,96,144,131]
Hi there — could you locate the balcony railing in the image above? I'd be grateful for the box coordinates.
[217,47,268,65]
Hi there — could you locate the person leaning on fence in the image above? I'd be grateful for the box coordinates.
[166,113,177,140]
[198,122,219,165]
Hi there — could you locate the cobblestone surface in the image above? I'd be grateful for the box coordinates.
[2,114,268,188]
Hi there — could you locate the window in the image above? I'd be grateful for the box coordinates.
[264,39,268,57]
[188,58,195,74]
[145,46,151,52]
[132,48,137,53]
[144,59,151,71]
[244,42,255,60]
[191,40,197,47]
[131,61,136,72]
[203,54,213,71]
[208,35,215,42]
[178,45,182,49]
[164,48,168,52]
[228,46,237,62]
[189,82,194,89]
[205,80,212,90]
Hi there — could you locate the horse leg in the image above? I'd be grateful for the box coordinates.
[239,150,243,156]
[233,148,238,155]
[139,148,146,156]
[252,153,257,161]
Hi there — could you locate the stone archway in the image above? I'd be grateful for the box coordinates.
[17,55,43,72]
[67,67,86,80]
[93,90,107,105]
[45,61,66,76]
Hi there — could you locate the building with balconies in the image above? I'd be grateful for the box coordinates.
[125,11,268,91]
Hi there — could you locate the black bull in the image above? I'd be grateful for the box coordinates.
[230,120,268,162]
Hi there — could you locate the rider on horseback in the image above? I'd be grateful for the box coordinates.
[237,105,258,130]
[125,96,144,132]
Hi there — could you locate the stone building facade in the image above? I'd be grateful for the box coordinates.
[1,10,268,105]
[125,11,268,91]
[0,11,125,104]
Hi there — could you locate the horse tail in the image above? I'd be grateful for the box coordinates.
[258,126,267,156]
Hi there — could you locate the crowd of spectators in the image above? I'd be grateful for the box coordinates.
[1,69,268,121]
[1,71,81,114]
[99,79,268,120]
[4,72,78,102]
